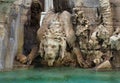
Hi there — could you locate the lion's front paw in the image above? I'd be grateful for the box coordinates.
[16,54,27,64]
[26,54,33,65]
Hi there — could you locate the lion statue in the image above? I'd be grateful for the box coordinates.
[37,10,87,67]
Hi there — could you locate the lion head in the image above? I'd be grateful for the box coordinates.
[39,20,66,66]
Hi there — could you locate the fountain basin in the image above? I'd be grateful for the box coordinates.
[0,67,120,83]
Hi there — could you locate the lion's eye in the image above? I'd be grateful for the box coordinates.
[52,45,56,48]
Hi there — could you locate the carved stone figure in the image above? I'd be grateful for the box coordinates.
[37,11,86,67]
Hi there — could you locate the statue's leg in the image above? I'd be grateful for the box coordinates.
[27,46,39,65]
[60,11,89,68]
[72,43,89,68]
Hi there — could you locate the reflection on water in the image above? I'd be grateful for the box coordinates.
[0,67,120,83]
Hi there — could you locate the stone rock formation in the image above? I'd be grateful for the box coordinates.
[0,0,29,70]
[99,0,113,35]
[95,60,112,70]
[0,0,120,70]
[72,0,113,68]
[109,28,120,68]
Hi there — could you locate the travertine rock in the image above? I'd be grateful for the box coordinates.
[99,0,113,35]
[0,0,33,70]
[95,60,112,70]
[110,28,120,50]
[0,23,7,70]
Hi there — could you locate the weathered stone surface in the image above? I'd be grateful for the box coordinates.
[0,23,8,70]
[0,1,13,70]
[0,0,32,70]
[110,34,120,50]
[81,8,98,26]
[0,0,120,69]
[111,51,120,68]
[109,28,120,68]
[110,0,120,28]
[95,60,112,70]
[112,7,120,27]
[110,0,120,5]
[74,0,100,7]
[99,0,113,35]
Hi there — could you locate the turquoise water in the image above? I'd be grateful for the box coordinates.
[0,67,120,83]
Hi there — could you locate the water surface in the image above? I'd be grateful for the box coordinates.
[0,67,120,83]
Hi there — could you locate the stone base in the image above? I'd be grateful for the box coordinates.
[95,60,112,70]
